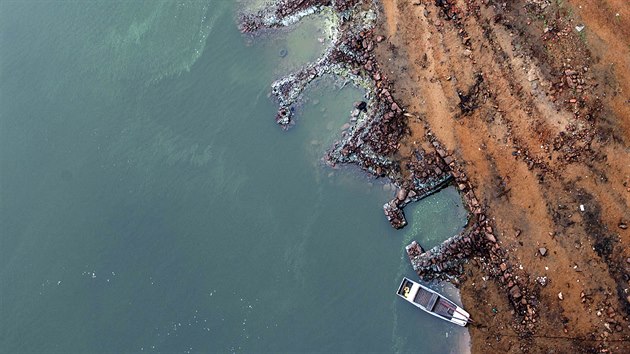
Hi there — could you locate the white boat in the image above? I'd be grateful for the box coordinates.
[396,277,471,326]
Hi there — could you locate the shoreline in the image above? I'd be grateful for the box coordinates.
[239,0,630,352]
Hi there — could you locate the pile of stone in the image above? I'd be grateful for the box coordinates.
[551,123,597,163]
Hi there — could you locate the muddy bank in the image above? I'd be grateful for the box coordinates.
[375,0,630,352]
[240,0,630,352]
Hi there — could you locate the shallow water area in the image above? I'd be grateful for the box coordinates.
[403,186,469,250]
[1,1,469,352]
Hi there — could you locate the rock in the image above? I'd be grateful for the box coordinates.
[619,222,628,230]
[539,247,547,257]
[397,188,408,201]
[500,263,507,271]
[606,306,614,316]
[558,292,564,300]
[486,233,497,243]
[376,35,384,43]
[510,285,522,299]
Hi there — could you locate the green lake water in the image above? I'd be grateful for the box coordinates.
[0,1,469,352]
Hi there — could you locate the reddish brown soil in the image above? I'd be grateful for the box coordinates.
[375,0,630,352]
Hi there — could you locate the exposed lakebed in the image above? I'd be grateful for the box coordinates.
[1,1,468,352]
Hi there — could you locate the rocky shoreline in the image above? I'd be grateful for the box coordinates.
[240,1,630,352]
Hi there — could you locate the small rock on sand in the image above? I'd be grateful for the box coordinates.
[510,285,522,299]
[397,188,408,201]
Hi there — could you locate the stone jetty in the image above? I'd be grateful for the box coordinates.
[240,0,453,229]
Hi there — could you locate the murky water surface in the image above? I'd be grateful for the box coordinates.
[0,1,468,352]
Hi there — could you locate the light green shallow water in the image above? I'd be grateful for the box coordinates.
[0,1,468,352]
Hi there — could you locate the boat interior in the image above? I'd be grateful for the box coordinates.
[398,278,456,320]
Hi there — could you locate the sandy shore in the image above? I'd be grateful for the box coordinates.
[375,0,629,352]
